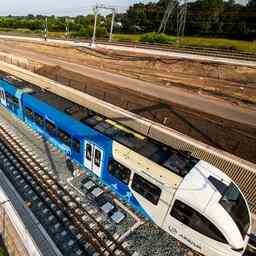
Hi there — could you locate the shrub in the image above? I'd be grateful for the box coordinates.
[71,28,90,38]
[140,32,176,44]
[71,26,108,39]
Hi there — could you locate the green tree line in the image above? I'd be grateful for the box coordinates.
[120,0,256,39]
[0,14,109,38]
[0,0,255,40]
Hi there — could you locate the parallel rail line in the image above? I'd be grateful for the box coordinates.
[92,39,256,62]
[0,124,130,256]
[0,32,256,62]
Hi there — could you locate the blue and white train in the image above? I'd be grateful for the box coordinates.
[0,75,251,256]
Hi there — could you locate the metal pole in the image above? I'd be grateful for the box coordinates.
[109,9,115,42]
[65,19,69,40]
[92,6,98,47]
[44,17,48,41]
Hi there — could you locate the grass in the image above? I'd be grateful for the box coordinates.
[0,28,255,54]
[181,36,256,53]
[0,247,7,256]
[112,33,256,54]
[0,28,66,38]
[112,33,141,42]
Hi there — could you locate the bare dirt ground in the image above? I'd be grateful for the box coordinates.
[1,39,256,105]
[0,39,256,163]
[41,65,256,163]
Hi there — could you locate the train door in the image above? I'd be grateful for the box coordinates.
[84,141,104,177]
[0,88,7,107]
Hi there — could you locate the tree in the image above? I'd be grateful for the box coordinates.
[0,0,255,40]
[248,0,256,8]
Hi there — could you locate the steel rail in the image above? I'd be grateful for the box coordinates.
[0,129,106,256]
[0,32,255,62]
[0,125,130,256]
[0,141,92,256]
[91,39,256,62]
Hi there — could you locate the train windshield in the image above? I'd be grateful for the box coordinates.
[220,182,250,239]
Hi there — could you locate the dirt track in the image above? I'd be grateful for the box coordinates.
[0,39,255,163]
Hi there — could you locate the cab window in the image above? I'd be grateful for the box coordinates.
[131,173,161,205]
[171,200,227,243]
[108,160,131,185]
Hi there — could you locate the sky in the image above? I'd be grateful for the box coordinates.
[0,0,250,16]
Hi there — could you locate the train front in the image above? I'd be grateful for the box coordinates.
[173,160,251,256]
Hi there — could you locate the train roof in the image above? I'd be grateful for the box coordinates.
[0,72,199,178]
[31,89,199,178]
[0,73,30,90]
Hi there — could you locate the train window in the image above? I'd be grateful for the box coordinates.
[94,121,112,133]
[5,92,10,99]
[114,131,145,151]
[6,93,19,106]
[208,176,228,195]
[72,138,80,153]
[25,107,33,120]
[220,182,250,239]
[108,160,131,185]
[65,105,81,116]
[94,149,101,167]
[150,146,198,177]
[5,92,11,102]
[84,116,104,127]
[34,113,44,128]
[131,174,161,205]
[80,109,95,122]
[12,96,19,106]
[46,120,56,135]
[104,126,120,138]
[149,145,169,164]
[171,200,227,244]
[57,128,71,146]
[86,144,92,161]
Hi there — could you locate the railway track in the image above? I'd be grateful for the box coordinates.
[0,123,130,256]
[92,39,256,62]
[0,111,254,256]
[0,32,256,62]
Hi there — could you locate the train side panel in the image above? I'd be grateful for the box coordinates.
[0,79,23,118]
[111,141,182,225]
[21,94,112,168]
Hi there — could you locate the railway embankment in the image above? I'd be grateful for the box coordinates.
[0,51,255,166]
